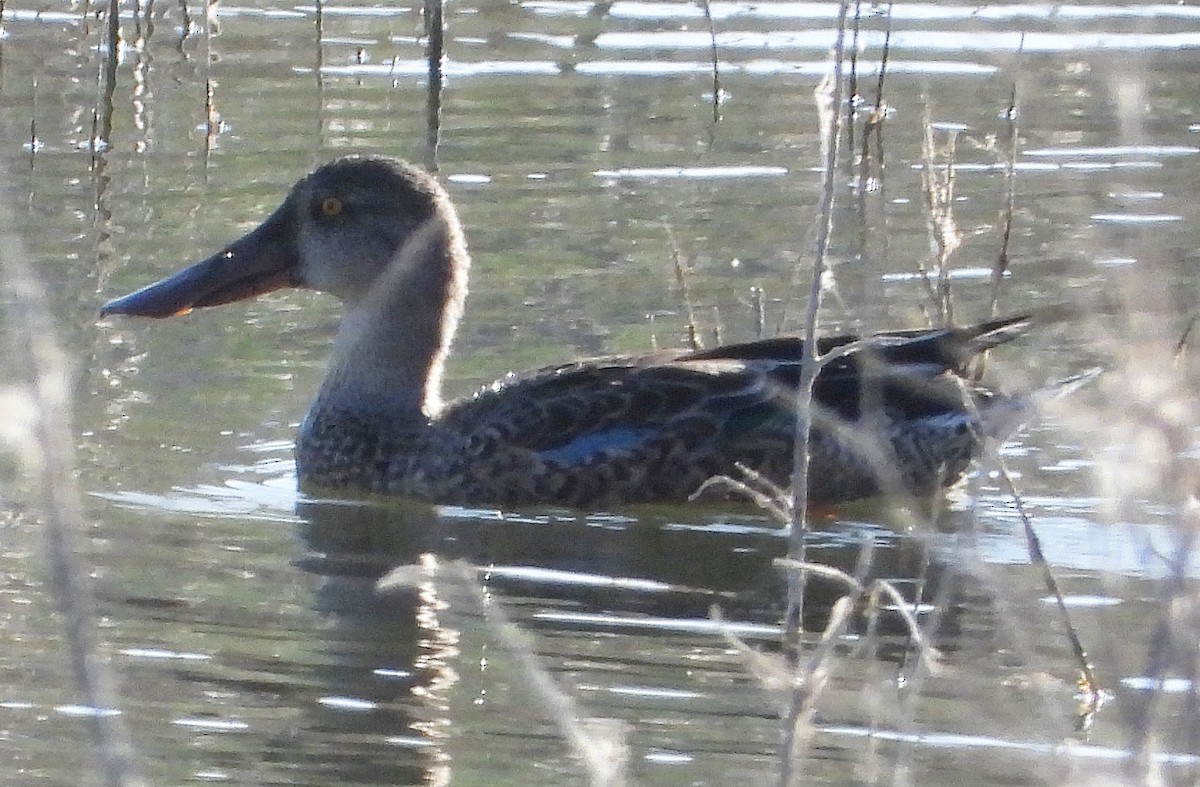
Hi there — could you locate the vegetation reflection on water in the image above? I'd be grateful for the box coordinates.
[1,0,1199,784]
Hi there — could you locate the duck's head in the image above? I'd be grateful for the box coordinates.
[101,156,469,318]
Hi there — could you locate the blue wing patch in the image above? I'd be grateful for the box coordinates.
[536,427,657,464]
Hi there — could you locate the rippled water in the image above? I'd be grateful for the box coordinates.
[2,0,1200,784]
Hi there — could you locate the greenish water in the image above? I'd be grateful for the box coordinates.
[2,0,1200,784]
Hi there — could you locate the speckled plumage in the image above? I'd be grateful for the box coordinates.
[102,156,1043,509]
[296,324,1030,507]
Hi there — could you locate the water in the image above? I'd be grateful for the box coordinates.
[2,0,1199,783]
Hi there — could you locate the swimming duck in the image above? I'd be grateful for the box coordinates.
[102,155,1042,509]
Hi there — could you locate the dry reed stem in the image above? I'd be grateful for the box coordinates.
[774,557,942,672]
[199,0,215,164]
[750,285,766,339]
[710,606,794,695]
[96,0,119,158]
[713,596,855,787]
[1172,316,1195,362]
[769,550,940,785]
[177,0,192,43]
[29,80,39,165]
[700,0,721,124]
[918,109,961,325]
[849,0,894,280]
[945,365,1104,721]
[783,595,855,784]
[869,0,894,121]
[845,0,862,160]
[423,0,445,170]
[666,223,703,351]
[989,85,1018,320]
[312,0,328,161]
[690,463,792,523]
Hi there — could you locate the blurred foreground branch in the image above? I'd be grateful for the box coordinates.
[0,177,144,786]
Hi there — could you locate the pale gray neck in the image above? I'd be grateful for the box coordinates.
[314,302,443,425]
[308,215,468,433]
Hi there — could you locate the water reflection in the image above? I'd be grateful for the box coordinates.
[64,430,1200,784]
[87,439,1193,782]
[296,493,948,626]
[282,487,1037,783]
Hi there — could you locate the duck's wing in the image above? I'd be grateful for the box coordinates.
[429,356,781,505]
[441,315,1032,463]
[441,353,768,462]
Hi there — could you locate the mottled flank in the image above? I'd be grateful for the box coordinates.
[295,323,1032,508]
[103,155,1054,509]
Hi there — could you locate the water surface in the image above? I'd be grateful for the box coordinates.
[2,0,1199,783]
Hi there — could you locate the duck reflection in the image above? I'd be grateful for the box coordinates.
[289,493,991,784]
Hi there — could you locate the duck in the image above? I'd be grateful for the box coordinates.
[102,155,1048,509]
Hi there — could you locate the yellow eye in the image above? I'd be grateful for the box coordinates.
[321,197,343,217]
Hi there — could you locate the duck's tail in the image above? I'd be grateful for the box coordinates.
[953,304,1080,360]
[961,313,1039,353]
[980,367,1104,440]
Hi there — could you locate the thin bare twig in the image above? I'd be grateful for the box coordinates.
[787,0,852,640]
[783,595,855,783]
[989,448,1100,696]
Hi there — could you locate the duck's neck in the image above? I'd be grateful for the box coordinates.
[308,215,469,434]
[317,304,443,423]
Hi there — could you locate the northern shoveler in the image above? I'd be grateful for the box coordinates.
[102,155,1048,508]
